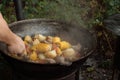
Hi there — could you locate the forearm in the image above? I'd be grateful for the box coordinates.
[0,13,25,54]
[0,26,15,44]
[0,14,16,45]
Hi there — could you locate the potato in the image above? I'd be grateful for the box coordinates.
[46,36,53,43]
[55,56,72,65]
[33,39,40,45]
[29,51,38,61]
[58,41,71,50]
[46,59,56,63]
[45,50,57,58]
[52,37,61,43]
[34,34,46,41]
[31,45,37,51]
[38,54,46,60]
[24,35,32,42]
[62,48,75,59]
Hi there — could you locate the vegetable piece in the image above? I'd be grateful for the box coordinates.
[35,43,52,52]
[29,51,37,61]
[24,41,28,45]
[58,41,71,50]
[31,45,37,51]
[52,43,58,50]
[34,34,46,41]
[45,50,57,58]
[52,37,61,43]
[46,59,56,63]
[24,35,32,42]
[56,47,62,56]
[46,36,53,43]
[62,48,76,61]
[55,56,72,65]
[38,54,46,60]
[33,39,40,45]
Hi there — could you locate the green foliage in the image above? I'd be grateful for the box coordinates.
[103,0,120,16]
[22,0,86,27]
[0,0,119,27]
[23,0,50,18]
[98,59,113,69]
[0,0,16,23]
[87,67,95,72]
[93,0,120,26]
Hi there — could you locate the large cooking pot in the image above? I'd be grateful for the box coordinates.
[0,19,96,79]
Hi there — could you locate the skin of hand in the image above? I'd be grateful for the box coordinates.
[0,13,25,54]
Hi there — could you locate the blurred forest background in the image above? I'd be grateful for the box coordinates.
[0,0,120,80]
[0,0,119,27]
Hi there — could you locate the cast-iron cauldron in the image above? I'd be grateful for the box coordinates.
[0,19,96,79]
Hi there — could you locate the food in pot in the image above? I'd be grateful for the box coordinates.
[12,34,81,65]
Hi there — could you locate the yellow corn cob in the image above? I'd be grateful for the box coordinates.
[58,41,71,50]
[29,51,37,61]
[56,47,62,56]
[35,43,51,53]
[52,37,61,43]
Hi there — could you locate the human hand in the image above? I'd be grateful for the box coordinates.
[8,34,26,54]
[0,13,26,54]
